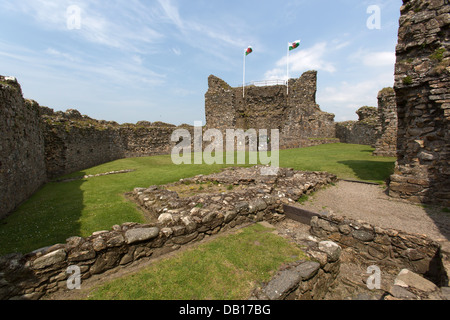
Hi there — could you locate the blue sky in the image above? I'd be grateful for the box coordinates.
[0,0,402,125]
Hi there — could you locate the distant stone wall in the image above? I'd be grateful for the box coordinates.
[373,88,398,157]
[389,0,450,206]
[0,78,47,217]
[42,109,183,179]
[205,71,336,150]
[335,106,382,146]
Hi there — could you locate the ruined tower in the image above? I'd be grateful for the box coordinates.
[204,70,336,149]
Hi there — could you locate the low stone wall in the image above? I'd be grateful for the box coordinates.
[309,214,447,286]
[0,210,276,300]
[251,241,341,300]
[0,166,337,300]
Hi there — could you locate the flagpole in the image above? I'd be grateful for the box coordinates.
[243,51,246,98]
[287,42,289,95]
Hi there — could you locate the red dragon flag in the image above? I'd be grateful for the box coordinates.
[245,46,253,56]
[289,40,301,51]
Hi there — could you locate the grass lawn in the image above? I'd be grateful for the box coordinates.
[0,143,395,256]
[86,223,306,300]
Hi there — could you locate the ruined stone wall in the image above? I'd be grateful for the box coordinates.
[373,87,398,157]
[389,0,450,206]
[335,106,382,146]
[0,166,337,300]
[42,110,182,179]
[0,77,189,217]
[0,77,47,217]
[205,71,336,150]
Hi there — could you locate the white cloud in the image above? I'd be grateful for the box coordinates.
[317,72,395,121]
[362,51,396,67]
[172,48,182,56]
[45,48,78,62]
[264,42,337,80]
[157,0,184,30]
[3,0,163,51]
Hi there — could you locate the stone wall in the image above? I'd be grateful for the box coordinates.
[310,214,446,286]
[335,106,382,146]
[0,166,337,300]
[42,108,183,179]
[0,77,47,218]
[0,79,192,217]
[373,87,398,157]
[250,241,341,300]
[205,71,337,150]
[388,0,450,206]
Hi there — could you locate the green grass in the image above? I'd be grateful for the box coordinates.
[0,143,395,256]
[280,143,395,184]
[86,223,306,300]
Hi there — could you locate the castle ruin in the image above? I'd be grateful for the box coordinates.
[205,71,337,149]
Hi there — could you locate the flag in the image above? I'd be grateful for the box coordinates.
[245,46,253,56]
[289,40,301,51]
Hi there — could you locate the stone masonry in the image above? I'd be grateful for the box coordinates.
[0,70,396,219]
[388,0,450,206]
[0,77,47,218]
[205,71,337,150]
[0,77,193,218]
[0,166,338,300]
[335,106,382,146]
[373,87,398,157]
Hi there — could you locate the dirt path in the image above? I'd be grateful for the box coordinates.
[298,180,450,251]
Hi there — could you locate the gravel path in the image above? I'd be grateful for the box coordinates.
[298,180,450,251]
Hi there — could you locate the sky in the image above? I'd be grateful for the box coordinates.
[0,0,402,125]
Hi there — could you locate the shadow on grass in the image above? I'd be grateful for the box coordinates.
[337,160,395,184]
[0,172,86,256]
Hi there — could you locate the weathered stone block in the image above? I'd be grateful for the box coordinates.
[352,229,375,242]
[125,227,160,245]
[32,249,66,270]
[318,241,342,263]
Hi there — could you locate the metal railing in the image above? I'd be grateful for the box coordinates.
[242,79,287,87]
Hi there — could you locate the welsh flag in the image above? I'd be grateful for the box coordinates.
[245,46,253,56]
[289,40,301,51]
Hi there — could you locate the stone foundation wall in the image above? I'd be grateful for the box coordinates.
[388,0,450,206]
[0,166,337,300]
[0,207,279,300]
[310,214,446,286]
[251,241,341,300]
